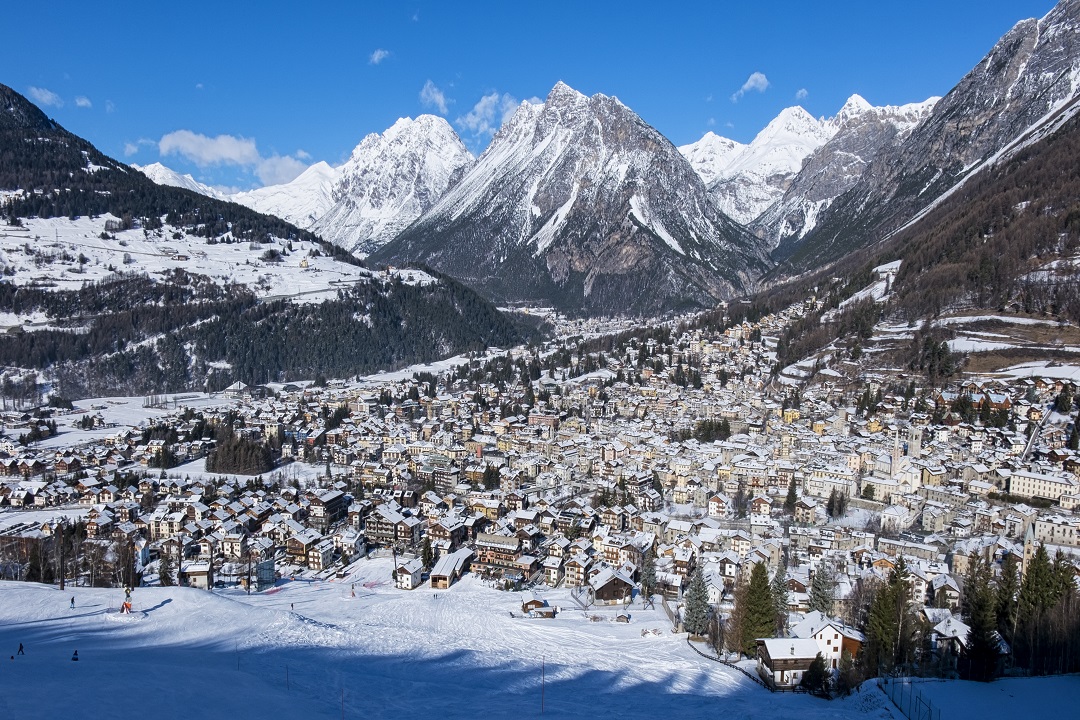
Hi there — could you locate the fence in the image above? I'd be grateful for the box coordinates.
[661,597,680,632]
[877,676,942,720]
[684,638,771,690]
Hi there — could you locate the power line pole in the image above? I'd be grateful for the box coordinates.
[58,518,65,591]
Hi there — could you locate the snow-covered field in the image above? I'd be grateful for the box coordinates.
[0,564,905,720]
[0,217,443,330]
[0,217,371,313]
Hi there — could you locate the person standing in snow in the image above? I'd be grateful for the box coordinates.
[70,596,75,609]
[17,643,24,655]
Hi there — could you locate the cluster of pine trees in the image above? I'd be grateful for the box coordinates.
[204,428,274,476]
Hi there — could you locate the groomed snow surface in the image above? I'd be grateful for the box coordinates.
[1,564,901,720]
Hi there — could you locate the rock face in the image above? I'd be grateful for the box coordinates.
[312,116,473,255]
[681,107,836,225]
[751,95,938,249]
[775,0,1080,270]
[225,116,472,255]
[372,82,770,316]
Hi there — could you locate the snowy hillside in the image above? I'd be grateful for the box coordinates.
[231,161,340,231]
[0,571,893,720]
[2,572,1069,719]
[0,215,370,316]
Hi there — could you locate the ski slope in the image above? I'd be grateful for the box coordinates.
[0,560,904,720]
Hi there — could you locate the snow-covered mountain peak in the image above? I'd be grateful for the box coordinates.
[134,162,226,200]
[547,81,589,106]
[310,114,473,255]
[374,79,767,315]
[681,104,835,224]
[755,105,831,145]
[830,94,874,127]
[678,132,746,186]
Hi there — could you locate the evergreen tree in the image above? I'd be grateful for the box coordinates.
[862,559,917,677]
[784,477,798,514]
[809,565,835,616]
[961,559,999,681]
[995,553,1019,643]
[1054,386,1074,414]
[826,489,837,518]
[771,562,789,636]
[725,572,749,657]
[740,562,776,656]
[640,547,657,600]
[835,650,860,696]
[421,537,434,570]
[683,568,710,637]
[158,552,175,587]
[800,653,830,695]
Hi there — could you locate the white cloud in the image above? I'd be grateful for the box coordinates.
[795,88,808,100]
[707,117,716,127]
[105,100,115,113]
[369,48,390,65]
[74,96,92,109]
[456,92,522,137]
[256,155,308,186]
[419,80,449,114]
[159,130,261,167]
[123,138,156,157]
[731,72,769,102]
[195,83,204,90]
[157,129,309,187]
[27,86,63,108]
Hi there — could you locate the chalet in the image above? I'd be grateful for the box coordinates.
[395,557,424,590]
[287,528,321,564]
[757,638,822,688]
[590,566,635,604]
[564,553,592,587]
[789,611,864,669]
[309,490,347,531]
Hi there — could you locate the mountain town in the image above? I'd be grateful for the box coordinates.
[2,285,1078,691]
[3,0,1080,717]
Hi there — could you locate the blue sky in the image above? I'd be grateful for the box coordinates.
[3,0,1058,191]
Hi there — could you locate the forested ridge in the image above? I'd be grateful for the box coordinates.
[728,110,1080,374]
[0,269,522,398]
[0,84,526,397]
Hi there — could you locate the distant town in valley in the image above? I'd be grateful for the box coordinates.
[2,278,1079,701]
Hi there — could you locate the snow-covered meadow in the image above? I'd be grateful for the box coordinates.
[0,560,904,720]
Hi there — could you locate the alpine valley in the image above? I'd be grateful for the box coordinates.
[3,0,1080,396]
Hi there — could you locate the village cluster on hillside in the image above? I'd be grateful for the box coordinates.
[1,297,1078,687]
